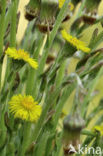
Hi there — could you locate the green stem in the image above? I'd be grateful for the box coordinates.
[33,34,45,60]
[0,110,7,150]
[26,68,36,95]
[26,34,47,96]
[0,71,16,130]
[48,45,66,81]
[5,0,19,99]
[31,86,62,143]
[51,60,66,108]
[10,0,18,47]
[0,0,6,55]
[81,66,103,118]
[0,0,6,91]
[53,83,76,131]
[36,132,49,156]
[75,0,86,19]
[0,72,15,153]
[0,147,6,156]
[55,60,66,88]
[36,34,48,77]
[53,132,63,156]
[22,35,47,155]
[81,130,96,137]
[21,20,36,50]
[7,132,16,156]
[4,3,13,34]
[18,122,31,156]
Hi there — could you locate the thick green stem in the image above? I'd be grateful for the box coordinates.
[26,34,47,96]
[4,3,13,34]
[18,122,31,156]
[0,111,7,150]
[51,60,67,108]
[0,0,6,55]
[0,0,6,91]
[55,60,66,89]
[36,34,48,77]
[26,68,36,95]
[53,132,63,156]
[10,0,18,47]
[36,132,49,156]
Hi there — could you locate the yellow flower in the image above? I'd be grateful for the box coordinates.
[9,94,42,122]
[61,29,91,53]
[93,125,103,136]
[5,47,38,69]
[59,0,74,11]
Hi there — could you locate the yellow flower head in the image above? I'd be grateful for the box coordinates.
[9,94,42,122]
[59,0,74,11]
[5,48,38,69]
[61,29,91,53]
[93,125,103,136]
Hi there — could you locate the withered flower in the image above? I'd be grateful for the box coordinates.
[37,0,58,33]
[62,113,85,155]
[25,0,41,21]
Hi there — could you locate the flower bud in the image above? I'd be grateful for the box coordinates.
[82,0,101,25]
[37,0,58,33]
[25,0,41,21]
[84,0,101,14]
[62,113,85,155]
[82,15,97,25]
[62,0,81,23]
[46,54,55,64]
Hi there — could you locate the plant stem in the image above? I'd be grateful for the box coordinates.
[55,60,66,88]
[0,0,6,55]
[36,132,49,156]
[10,0,18,47]
[31,86,62,143]
[53,83,76,131]
[52,60,67,108]
[0,110,7,155]
[81,66,103,118]
[4,72,16,111]
[0,0,6,92]
[0,55,7,92]
[4,3,13,34]
[5,0,19,99]
[18,122,31,156]
[75,0,86,19]
[26,34,47,96]
[81,130,96,137]
[53,132,63,156]
[26,68,36,95]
